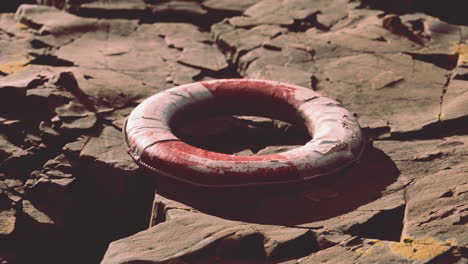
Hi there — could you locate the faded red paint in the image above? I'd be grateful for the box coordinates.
[156,141,287,163]
[201,79,309,107]
[141,141,301,185]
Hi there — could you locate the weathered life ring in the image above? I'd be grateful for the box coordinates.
[124,79,365,187]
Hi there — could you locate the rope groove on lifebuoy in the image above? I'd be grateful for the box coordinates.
[124,79,366,187]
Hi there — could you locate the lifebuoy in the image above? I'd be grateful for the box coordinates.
[124,79,365,187]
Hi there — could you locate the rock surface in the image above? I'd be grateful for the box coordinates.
[0,1,468,264]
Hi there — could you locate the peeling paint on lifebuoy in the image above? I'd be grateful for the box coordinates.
[124,79,366,187]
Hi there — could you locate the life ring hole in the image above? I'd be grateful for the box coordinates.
[169,93,312,155]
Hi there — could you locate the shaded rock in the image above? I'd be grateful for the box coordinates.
[102,193,318,263]
[102,213,248,264]
[0,138,30,164]
[174,115,309,154]
[262,226,317,260]
[42,154,72,176]
[216,229,266,259]
[0,138,33,179]
[25,170,75,226]
[21,199,54,225]
[175,116,239,138]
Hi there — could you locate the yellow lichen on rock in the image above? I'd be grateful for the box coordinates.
[356,239,386,256]
[452,43,468,65]
[15,22,29,29]
[0,210,16,235]
[389,236,457,260]
[0,57,30,74]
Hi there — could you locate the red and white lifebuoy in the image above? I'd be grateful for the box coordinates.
[124,79,365,187]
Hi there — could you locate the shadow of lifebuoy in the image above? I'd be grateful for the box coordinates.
[154,144,400,226]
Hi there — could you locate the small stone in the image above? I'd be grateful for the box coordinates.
[203,0,258,12]
[0,209,16,236]
[370,71,404,89]
[0,138,31,164]
[39,121,61,138]
[26,87,55,98]
[412,151,443,161]
[216,230,265,259]
[22,200,54,225]
[4,179,22,189]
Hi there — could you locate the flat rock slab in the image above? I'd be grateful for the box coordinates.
[103,193,318,264]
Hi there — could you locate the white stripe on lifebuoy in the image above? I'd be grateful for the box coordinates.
[124,79,366,187]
